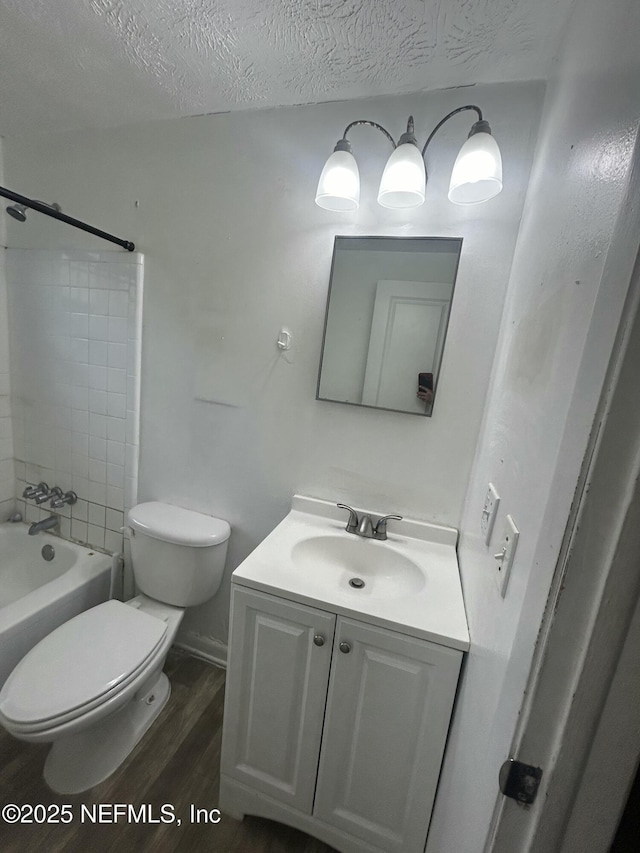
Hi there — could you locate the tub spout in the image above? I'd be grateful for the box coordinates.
[28,516,59,536]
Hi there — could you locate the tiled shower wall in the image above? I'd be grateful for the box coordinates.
[0,252,14,516]
[7,249,143,554]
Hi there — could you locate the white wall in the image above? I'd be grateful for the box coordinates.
[427,1,640,850]
[3,81,543,656]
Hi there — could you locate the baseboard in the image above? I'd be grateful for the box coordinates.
[174,634,228,669]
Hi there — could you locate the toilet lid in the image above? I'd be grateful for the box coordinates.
[128,502,230,547]
[0,600,167,725]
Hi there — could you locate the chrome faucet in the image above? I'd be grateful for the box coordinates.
[35,486,63,505]
[28,516,59,536]
[23,482,49,500]
[337,504,403,541]
[50,490,77,509]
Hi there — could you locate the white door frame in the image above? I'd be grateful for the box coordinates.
[487,239,640,852]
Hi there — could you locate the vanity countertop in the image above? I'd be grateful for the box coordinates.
[231,495,469,652]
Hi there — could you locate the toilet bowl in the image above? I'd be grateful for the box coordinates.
[0,502,230,794]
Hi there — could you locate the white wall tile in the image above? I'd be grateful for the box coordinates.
[105,529,124,553]
[89,436,106,461]
[88,459,106,483]
[89,389,108,414]
[72,476,90,500]
[71,453,89,478]
[71,519,88,542]
[108,343,127,369]
[70,386,89,411]
[107,462,123,487]
[7,250,141,553]
[90,365,108,391]
[68,338,89,363]
[89,290,109,315]
[87,524,105,549]
[71,432,89,456]
[107,417,125,443]
[88,480,106,505]
[109,292,128,317]
[107,392,126,419]
[108,317,127,343]
[69,262,89,289]
[106,485,124,510]
[89,413,107,438]
[69,287,89,312]
[89,340,108,366]
[106,508,124,532]
[88,503,106,526]
[89,315,109,340]
[107,368,126,394]
[71,409,89,434]
[70,312,89,337]
[107,440,125,467]
[72,499,88,522]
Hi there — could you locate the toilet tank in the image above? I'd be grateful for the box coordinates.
[127,502,230,607]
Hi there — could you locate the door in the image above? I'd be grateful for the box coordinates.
[362,280,452,412]
[313,617,462,853]
[221,587,335,813]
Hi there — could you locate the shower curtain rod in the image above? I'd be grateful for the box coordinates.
[0,185,135,252]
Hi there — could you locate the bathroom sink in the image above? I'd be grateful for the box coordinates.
[291,535,426,599]
[231,495,469,651]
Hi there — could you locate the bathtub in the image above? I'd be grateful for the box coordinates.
[0,523,112,688]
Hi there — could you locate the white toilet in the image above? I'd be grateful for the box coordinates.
[0,501,230,794]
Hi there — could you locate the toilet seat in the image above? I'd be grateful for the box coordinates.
[0,600,168,733]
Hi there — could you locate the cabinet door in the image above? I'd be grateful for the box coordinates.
[314,617,462,853]
[221,587,335,813]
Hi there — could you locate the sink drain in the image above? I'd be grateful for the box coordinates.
[349,577,365,589]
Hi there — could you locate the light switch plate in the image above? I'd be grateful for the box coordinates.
[495,514,519,597]
[481,483,500,545]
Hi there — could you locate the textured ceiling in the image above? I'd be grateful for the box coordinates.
[0,0,570,137]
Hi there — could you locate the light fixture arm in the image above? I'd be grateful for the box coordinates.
[341,119,397,150]
[316,105,501,211]
[420,105,484,158]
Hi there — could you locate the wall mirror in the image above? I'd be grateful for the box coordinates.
[317,236,462,416]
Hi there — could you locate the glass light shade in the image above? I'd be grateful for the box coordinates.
[377,142,426,209]
[448,132,503,204]
[315,150,360,211]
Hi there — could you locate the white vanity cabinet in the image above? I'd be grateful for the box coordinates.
[220,586,463,853]
[220,587,335,813]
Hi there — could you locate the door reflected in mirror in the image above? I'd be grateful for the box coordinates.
[317,236,462,415]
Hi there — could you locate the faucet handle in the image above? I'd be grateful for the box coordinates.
[35,486,63,505]
[374,514,403,540]
[23,481,49,499]
[337,503,359,534]
[50,490,78,509]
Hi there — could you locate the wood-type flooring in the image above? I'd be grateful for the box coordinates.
[0,653,336,853]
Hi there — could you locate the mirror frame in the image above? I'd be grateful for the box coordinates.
[316,235,463,416]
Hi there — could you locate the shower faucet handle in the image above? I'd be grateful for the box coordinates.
[35,486,63,505]
[50,490,78,509]
[23,481,49,499]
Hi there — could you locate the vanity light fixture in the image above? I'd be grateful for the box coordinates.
[315,105,502,211]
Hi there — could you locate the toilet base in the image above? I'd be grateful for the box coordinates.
[43,670,171,794]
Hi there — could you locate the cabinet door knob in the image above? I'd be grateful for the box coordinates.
[339,641,351,654]
[313,634,325,647]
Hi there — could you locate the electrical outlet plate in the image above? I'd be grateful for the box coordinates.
[481,483,500,545]
[495,514,519,597]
